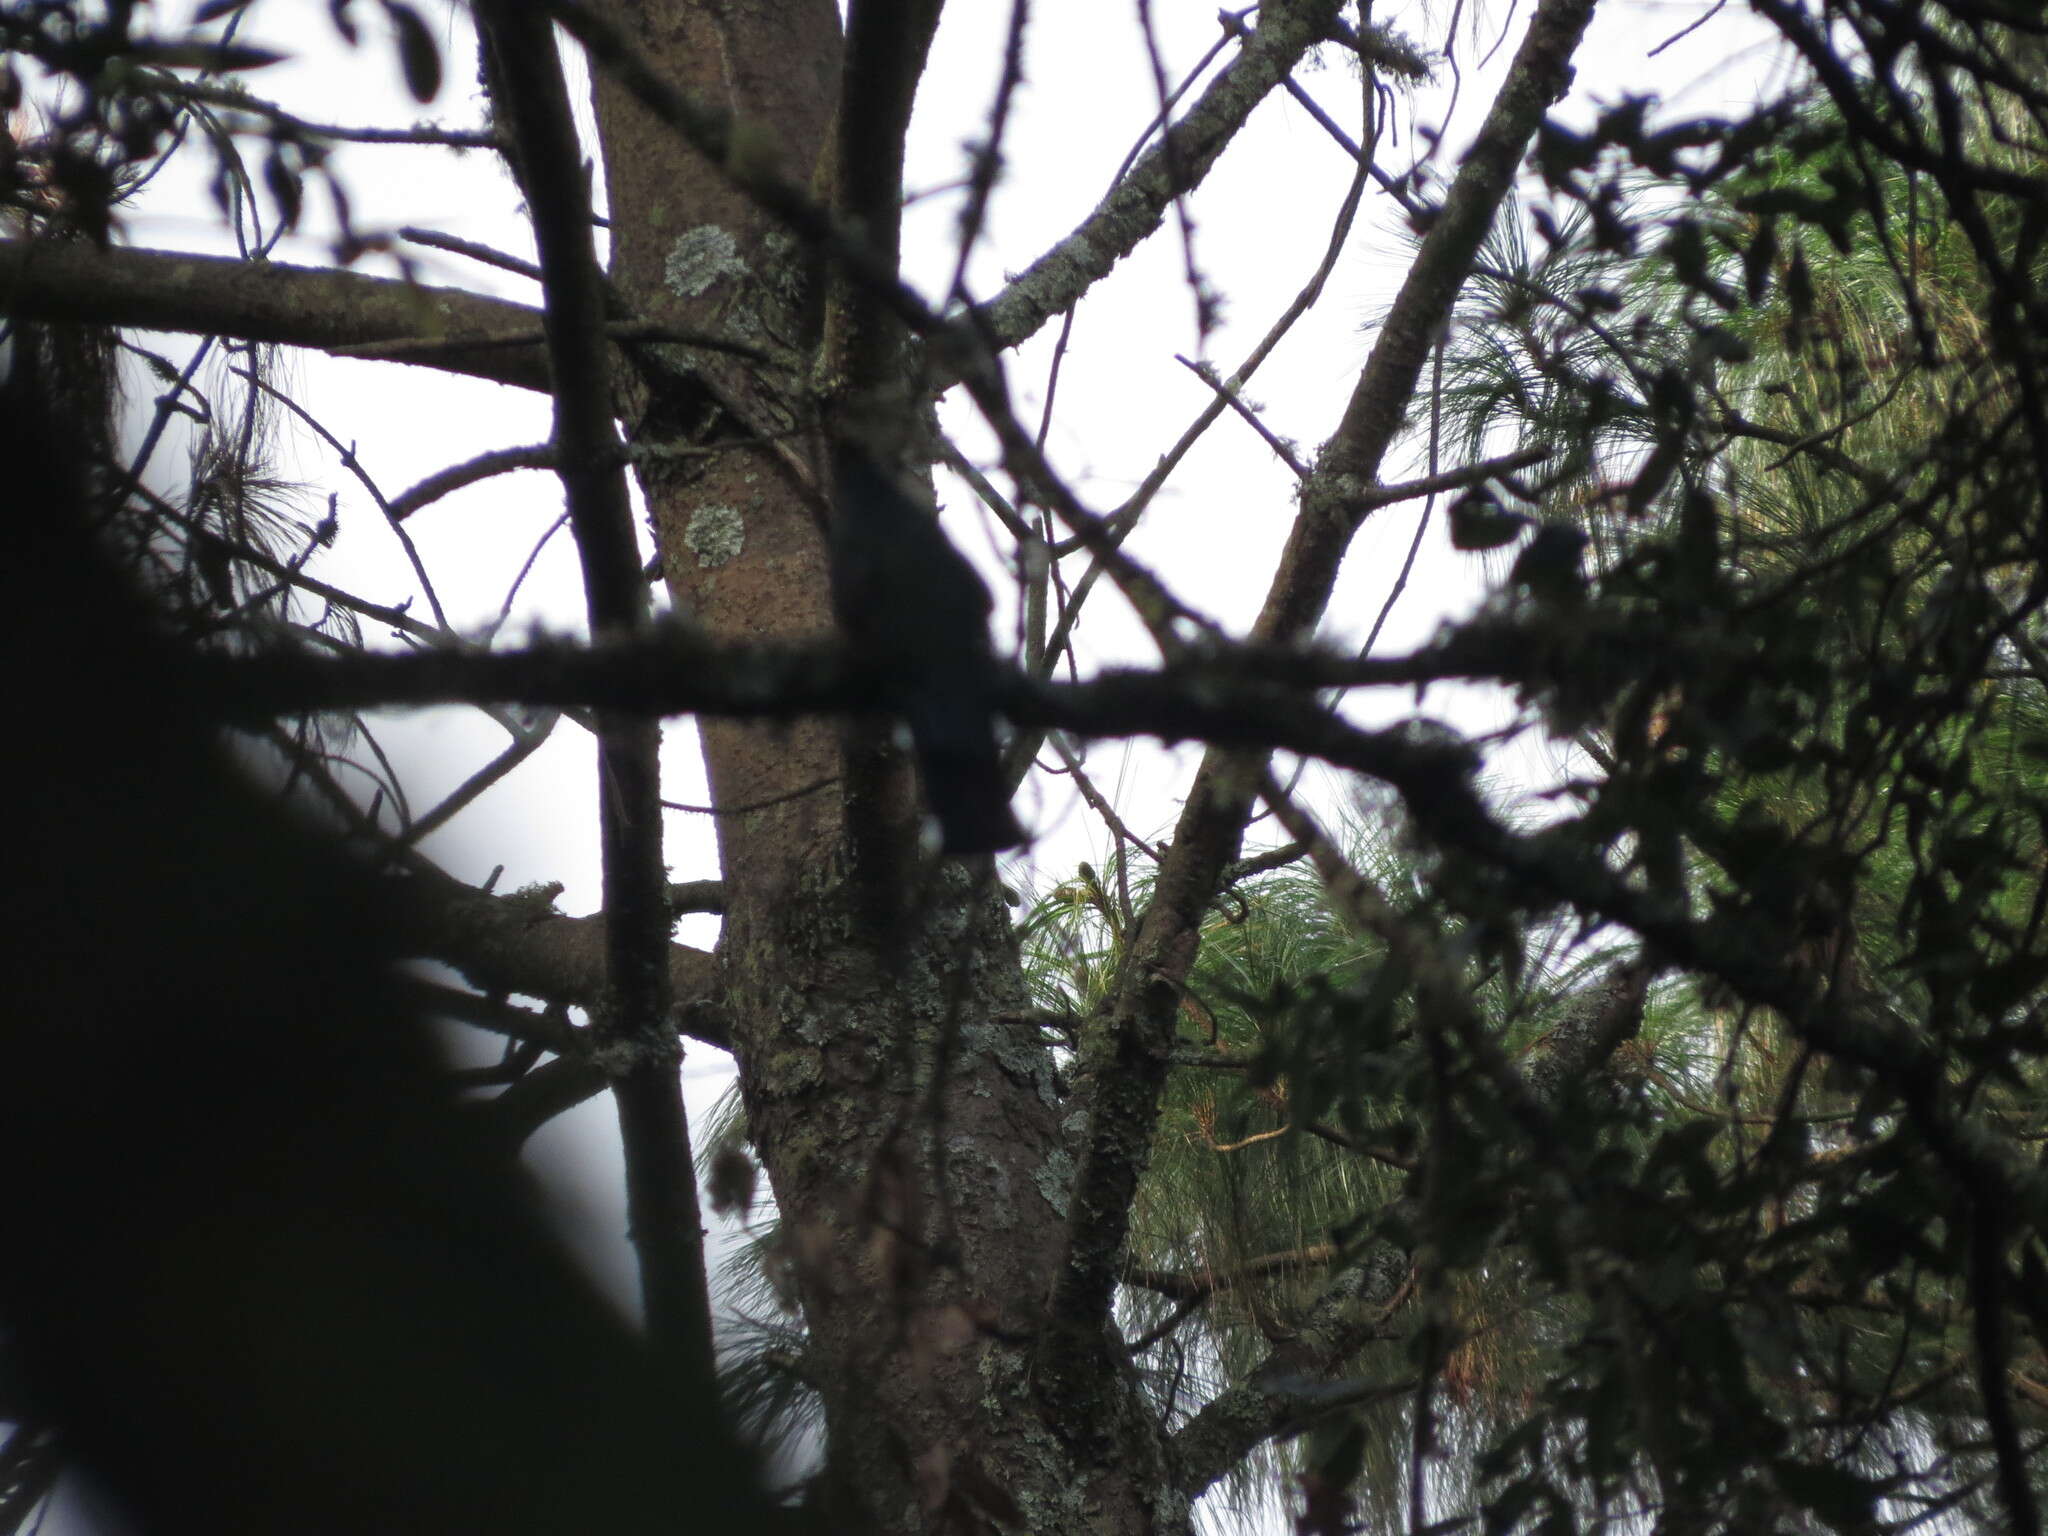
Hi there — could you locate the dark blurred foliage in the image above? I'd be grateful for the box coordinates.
[1,0,437,252]
[0,335,793,1533]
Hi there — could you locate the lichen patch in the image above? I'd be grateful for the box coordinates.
[1033,1147,1075,1218]
[684,504,746,568]
[664,226,747,298]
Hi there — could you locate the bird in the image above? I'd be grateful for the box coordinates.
[827,442,1026,855]
[1510,521,1590,609]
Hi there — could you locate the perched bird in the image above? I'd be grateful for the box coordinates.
[1448,486,1530,551]
[1511,521,1590,609]
[828,443,1026,855]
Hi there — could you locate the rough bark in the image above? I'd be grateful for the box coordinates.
[580,4,1141,1529]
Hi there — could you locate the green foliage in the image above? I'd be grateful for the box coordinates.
[1397,25,2048,1528]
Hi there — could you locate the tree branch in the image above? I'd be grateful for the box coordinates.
[384,862,728,1050]
[390,444,559,520]
[179,621,1561,753]
[1172,1240,1415,1488]
[0,239,554,391]
[1038,0,1602,1434]
[145,75,500,148]
[395,976,582,1053]
[1123,1244,1337,1305]
[469,1056,612,1153]
[826,0,943,386]
[960,0,1346,367]
[477,0,713,1383]
[668,880,727,914]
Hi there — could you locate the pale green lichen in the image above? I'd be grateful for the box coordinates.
[760,229,805,302]
[961,1018,1060,1111]
[1033,1146,1075,1217]
[683,504,745,568]
[664,225,747,298]
[760,1048,824,1096]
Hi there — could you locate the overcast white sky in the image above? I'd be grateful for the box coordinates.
[22,0,1795,1526]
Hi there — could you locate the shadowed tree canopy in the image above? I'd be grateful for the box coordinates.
[5,0,2048,1533]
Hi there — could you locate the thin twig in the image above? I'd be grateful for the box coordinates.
[234,366,451,630]
[1174,355,1311,477]
[142,75,498,147]
[398,226,542,282]
[390,444,557,521]
[401,713,561,846]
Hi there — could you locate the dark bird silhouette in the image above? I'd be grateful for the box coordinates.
[1511,521,1590,609]
[828,444,1025,855]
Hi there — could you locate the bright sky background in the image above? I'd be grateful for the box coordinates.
[22,0,1797,1526]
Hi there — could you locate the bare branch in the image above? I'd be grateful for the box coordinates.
[477,0,712,1381]
[668,880,727,914]
[1174,354,1312,478]
[0,239,555,391]
[144,75,499,148]
[961,0,1347,365]
[398,226,544,282]
[390,444,557,520]
[1123,1244,1338,1304]
[1221,840,1309,886]
[233,366,450,629]
[384,861,728,1050]
[1173,1240,1416,1490]
[1342,444,1550,511]
[470,1056,612,1152]
[395,977,582,1053]
[400,713,559,847]
[824,0,944,385]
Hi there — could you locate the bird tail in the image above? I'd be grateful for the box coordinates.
[920,750,1027,855]
[905,701,1026,855]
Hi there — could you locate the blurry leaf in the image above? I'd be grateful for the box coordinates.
[121,39,287,71]
[1511,524,1588,606]
[1784,245,1815,346]
[1967,952,2048,1017]
[1306,1418,1368,1494]
[382,1,443,102]
[263,148,303,231]
[1663,220,1738,308]
[1645,1119,1722,1191]
[1533,121,1598,187]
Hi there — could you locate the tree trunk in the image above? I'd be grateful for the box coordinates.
[587,5,1181,1529]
